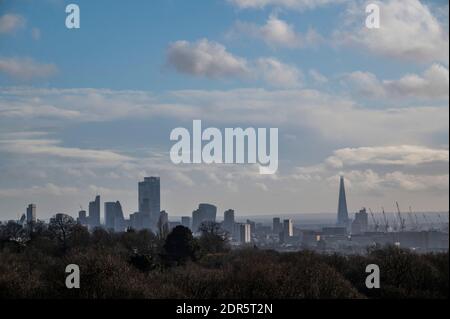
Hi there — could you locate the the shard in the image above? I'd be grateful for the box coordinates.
[337,176,349,227]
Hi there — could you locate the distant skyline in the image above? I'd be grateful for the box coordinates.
[0,0,449,220]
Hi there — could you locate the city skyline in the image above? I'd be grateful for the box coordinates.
[0,0,449,220]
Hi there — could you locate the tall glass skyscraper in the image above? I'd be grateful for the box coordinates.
[337,176,349,227]
[138,177,161,217]
[89,195,101,228]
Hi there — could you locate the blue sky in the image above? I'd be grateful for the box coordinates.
[0,0,448,220]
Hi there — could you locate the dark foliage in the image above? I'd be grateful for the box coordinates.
[0,220,447,299]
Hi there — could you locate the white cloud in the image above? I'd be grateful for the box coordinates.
[0,14,25,34]
[344,71,386,97]
[342,169,449,193]
[294,144,449,194]
[0,183,78,198]
[384,64,449,99]
[228,0,344,10]
[0,57,58,80]
[0,138,132,164]
[336,0,449,64]
[325,145,449,168]
[166,39,250,78]
[166,39,302,88]
[256,57,303,88]
[230,15,323,48]
[345,64,449,99]
[1,87,447,145]
[309,69,328,84]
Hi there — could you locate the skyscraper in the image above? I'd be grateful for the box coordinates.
[351,208,369,234]
[158,210,169,235]
[26,204,36,223]
[181,216,191,229]
[78,210,87,226]
[138,177,161,230]
[89,195,101,228]
[273,217,281,234]
[191,203,217,232]
[283,219,294,237]
[104,201,125,232]
[337,176,349,227]
[105,202,116,230]
[237,223,251,244]
[223,209,235,234]
[113,201,125,232]
[138,177,160,217]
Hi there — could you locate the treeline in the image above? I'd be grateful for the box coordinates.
[0,216,448,299]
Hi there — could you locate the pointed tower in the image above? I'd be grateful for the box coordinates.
[337,176,349,227]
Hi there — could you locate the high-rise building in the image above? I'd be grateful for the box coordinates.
[137,177,160,231]
[105,202,117,230]
[78,210,87,226]
[283,219,294,238]
[158,210,169,235]
[223,209,235,234]
[351,208,369,235]
[273,217,281,234]
[113,201,125,232]
[237,223,251,244]
[138,177,160,216]
[246,219,256,234]
[88,195,101,228]
[192,209,200,232]
[26,204,36,223]
[181,216,191,229]
[191,203,217,232]
[337,176,349,228]
[104,201,125,232]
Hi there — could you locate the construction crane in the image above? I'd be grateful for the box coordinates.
[408,206,418,231]
[369,208,379,232]
[382,207,389,232]
[395,202,406,232]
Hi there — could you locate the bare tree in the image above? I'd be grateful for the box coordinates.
[48,214,76,253]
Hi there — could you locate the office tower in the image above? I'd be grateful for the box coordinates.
[273,217,281,234]
[88,195,101,228]
[246,219,256,234]
[26,204,36,223]
[181,216,191,229]
[129,212,141,230]
[138,177,160,217]
[192,209,200,232]
[198,203,217,222]
[283,219,294,238]
[191,203,217,232]
[351,208,369,235]
[113,201,125,232]
[337,176,349,227]
[223,209,235,233]
[238,223,251,244]
[105,202,117,230]
[105,201,125,232]
[19,214,26,225]
[78,210,87,226]
[158,210,169,235]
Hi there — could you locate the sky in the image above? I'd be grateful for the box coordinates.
[0,0,449,220]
